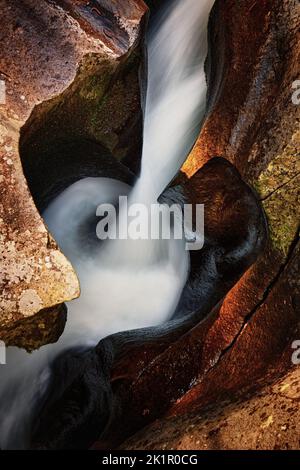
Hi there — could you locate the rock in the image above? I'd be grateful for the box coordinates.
[32,345,113,450]
[1,0,299,451]
[144,1,168,12]
[172,157,267,318]
[0,304,67,351]
[0,0,147,349]
[182,0,300,181]
[95,0,300,449]
[122,367,300,450]
[31,158,267,449]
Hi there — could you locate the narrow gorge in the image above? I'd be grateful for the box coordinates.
[0,0,299,451]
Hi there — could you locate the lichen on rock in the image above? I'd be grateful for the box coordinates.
[0,0,148,349]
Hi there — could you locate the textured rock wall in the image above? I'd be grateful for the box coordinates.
[123,367,300,450]
[0,0,148,349]
[30,0,299,449]
[116,0,300,449]
[0,0,298,449]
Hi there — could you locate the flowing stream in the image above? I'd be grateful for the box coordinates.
[0,0,215,449]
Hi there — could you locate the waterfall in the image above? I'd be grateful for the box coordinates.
[138,0,214,200]
[0,0,215,449]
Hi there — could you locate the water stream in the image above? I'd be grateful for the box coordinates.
[0,0,215,449]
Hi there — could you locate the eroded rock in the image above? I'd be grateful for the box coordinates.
[0,0,148,349]
[31,158,267,449]
[122,367,300,450]
[99,0,299,449]
[0,0,299,450]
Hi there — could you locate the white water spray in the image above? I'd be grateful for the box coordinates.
[0,0,215,449]
[138,0,214,200]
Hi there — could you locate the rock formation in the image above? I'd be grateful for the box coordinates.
[0,0,299,450]
[0,0,147,349]
[120,0,300,449]
[123,367,300,450]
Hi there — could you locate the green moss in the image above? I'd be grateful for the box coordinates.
[253,130,300,255]
[255,132,300,197]
[79,73,110,101]
[262,176,300,255]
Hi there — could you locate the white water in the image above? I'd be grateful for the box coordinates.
[139,0,214,200]
[0,0,214,449]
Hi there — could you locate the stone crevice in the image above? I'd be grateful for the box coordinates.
[196,227,300,387]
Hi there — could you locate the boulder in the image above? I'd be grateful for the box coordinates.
[0,0,147,349]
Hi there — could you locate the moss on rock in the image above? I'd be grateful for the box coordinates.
[254,130,300,255]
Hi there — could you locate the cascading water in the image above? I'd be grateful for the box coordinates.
[0,0,215,449]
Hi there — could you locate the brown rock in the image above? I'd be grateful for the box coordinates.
[182,0,300,181]
[1,0,299,450]
[0,0,148,349]
[104,0,300,449]
[123,367,300,450]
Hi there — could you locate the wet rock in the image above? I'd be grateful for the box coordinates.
[31,158,267,449]
[182,0,300,181]
[144,1,169,12]
[172,157,267,318]
[0,0,147,348]
[32,345,113,450]
[1,0,299,451]
[94,0,299,449]
[22,139,135,212]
